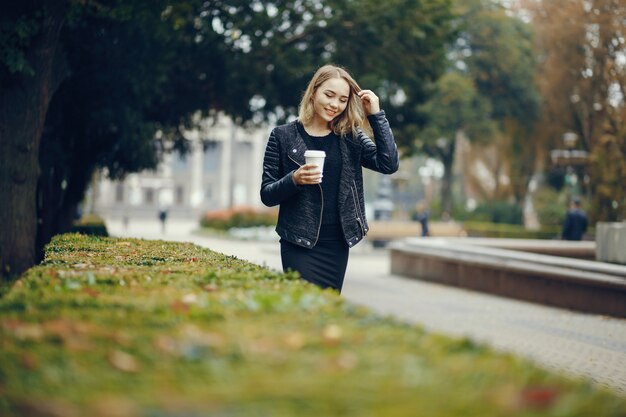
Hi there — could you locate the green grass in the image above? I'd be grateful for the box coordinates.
[0,234,624,416]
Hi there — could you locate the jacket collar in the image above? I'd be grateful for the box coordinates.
[286,121,308,166]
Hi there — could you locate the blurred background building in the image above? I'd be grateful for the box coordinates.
[89,113,270,219]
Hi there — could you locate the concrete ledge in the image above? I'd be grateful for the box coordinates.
[596,222,626,264]
[389,238,626,318]
[436,237,596,260]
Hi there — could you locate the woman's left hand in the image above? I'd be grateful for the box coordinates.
[357,89,381,115]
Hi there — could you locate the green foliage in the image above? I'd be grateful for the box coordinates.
[463,221,561,239]
[324,0,457,150]
[1,0,457,284]
[0,12,40,77]
[0,234,624,415]
[472,200,524,225]
[200,207,278,230]
[69,214,109,237]
[417,72,494,154]
[589,131,626,222]
[527,1,625,222]
[416,1,541,212]
[12,0,455,262]
[533,187,568,227]
[459,1,540,123]
[215,0,456,150]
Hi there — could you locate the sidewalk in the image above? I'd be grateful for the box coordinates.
[105,218,626,395]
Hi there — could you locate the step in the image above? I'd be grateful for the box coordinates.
[389,238,626,318]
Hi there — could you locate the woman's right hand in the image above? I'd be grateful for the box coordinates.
[293,163,322,185]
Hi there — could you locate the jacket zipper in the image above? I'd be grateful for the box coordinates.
[353,180,368,236]
[289,154,323,246]
[350,182,366,237]
[353,180,367,235]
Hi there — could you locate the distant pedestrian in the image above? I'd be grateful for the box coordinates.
[412,202,430,237]
[158,208,168,234]
[561,198,588,241]
[260,64,399,293]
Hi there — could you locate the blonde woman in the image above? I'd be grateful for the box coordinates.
[260,64,399,292]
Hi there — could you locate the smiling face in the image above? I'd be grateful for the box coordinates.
[311,77,351,126]
[298,65,365,137]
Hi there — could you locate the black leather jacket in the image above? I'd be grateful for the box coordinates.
[260,111,399,249]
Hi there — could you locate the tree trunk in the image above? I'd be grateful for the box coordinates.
[440,138,456,217]
[36,154,92,261]
[441,158,453,216]
[0,2,67,281]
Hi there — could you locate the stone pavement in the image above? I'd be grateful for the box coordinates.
[105,218,626,395]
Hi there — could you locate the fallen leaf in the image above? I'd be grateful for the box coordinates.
[285,332,306,350]
[170,300,189,314]
[111,331,132,346]
[153,335,178,355]
[182,293,198,304]
[43,319,74,338]
[13,323,44,342]
[520,386,561,409]
[82,287,100,298]
[91,396,138,417]
[179,324,225,348]
[108,349,139,373]
[16,399,81,417]
[322,324,342,346]
[247,339,277,354]
[20,352,38,370]
[64,337,95,351]
[336,351,358,369]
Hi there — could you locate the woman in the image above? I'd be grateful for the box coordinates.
[260,64,399,293]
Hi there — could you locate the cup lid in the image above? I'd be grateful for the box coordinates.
[304,150,326,157]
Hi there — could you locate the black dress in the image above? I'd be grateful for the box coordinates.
[280,123,349,292]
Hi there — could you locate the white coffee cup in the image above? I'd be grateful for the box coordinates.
[304,150,326,183]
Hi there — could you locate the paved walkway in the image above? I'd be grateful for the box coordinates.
[105,218,626,395]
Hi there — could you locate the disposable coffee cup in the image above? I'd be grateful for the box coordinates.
[304,150,326,183]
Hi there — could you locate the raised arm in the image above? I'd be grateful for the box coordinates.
[360,111,400,174]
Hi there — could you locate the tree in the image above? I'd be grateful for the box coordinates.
[416,72,493,214]
[1,1,67,279]
[1,0,456,281]
[523,0,626,221]
[417,0,540,214]
[36,1,236,258]
[217,0,456,148]
[2,0,240,280]
[460,0,540,204]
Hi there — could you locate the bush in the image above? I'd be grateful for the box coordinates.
[534,188,568,227]
[463,221,561,239]
[200,206,278,230]
[0,234,623,415]
[70,213,109,236]
[469,201,524,225]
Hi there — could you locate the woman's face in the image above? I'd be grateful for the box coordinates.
[312,77,351,125]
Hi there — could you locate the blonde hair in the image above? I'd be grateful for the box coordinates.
[298,64,368,138]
